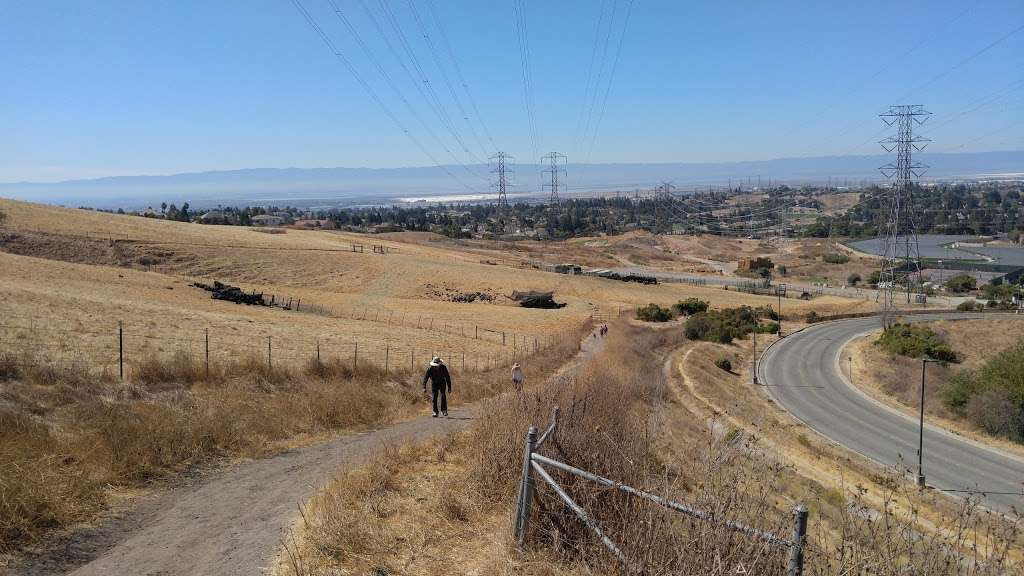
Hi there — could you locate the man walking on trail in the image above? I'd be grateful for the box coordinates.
[422,356,451,417]
[511,362,525,391]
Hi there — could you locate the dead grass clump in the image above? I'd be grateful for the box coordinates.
[133,350,206,385]
[0,410,102,552]
[77,402,200,483]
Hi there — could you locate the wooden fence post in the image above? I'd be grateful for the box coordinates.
[316,338,320,364]
[205,328,210,379]
[354,343,358,369]
[385,344,389,373]
[786,505,809,576]
[514,427,538,547]
[267,336,272,369]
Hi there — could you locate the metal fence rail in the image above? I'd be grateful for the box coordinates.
[514,407,808,575]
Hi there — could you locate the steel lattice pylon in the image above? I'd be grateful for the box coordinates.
[541,152,567,204]
[493,152,516,233]
[876,105,931,327]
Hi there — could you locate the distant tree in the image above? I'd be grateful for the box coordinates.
[847,272,861,286]
[945,274,977,294]
[868,270,881,286]
[160,202,167,215]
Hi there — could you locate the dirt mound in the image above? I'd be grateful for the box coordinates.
[422,283,502,303]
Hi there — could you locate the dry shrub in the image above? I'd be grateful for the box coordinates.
[133,350,206,385]
[0,411,102,552]
[809,477,1020,574]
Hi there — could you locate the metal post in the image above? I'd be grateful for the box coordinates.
[752,320,758,385]
[316,338,320,364]
[514,426,538,547]
[385,344,389,373]
[118,321,124,381]
[785,505,808,576]
[205,328,210,379]
[918,359,938,487]
[411,349,414,371]
[267,336,272,369]
[354,343,358,369]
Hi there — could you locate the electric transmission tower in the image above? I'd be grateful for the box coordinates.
[541,152,567,204]
[876,104,931,327]
[491,152,512,214]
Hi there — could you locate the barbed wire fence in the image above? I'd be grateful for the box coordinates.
[0,312,578,382]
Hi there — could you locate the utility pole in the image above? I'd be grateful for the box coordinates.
[876,105,931,327]
[541,152,566,204]
[918,358,940,487]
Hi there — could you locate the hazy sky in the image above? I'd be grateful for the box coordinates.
[2,0,1023,183]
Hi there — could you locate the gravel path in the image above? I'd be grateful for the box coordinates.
[11,331,605,576]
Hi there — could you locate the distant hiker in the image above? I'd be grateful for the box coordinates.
[422,356,452,417]
[511,363,525,391]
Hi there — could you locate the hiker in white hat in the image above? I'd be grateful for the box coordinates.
[511,363,525,392]
[422,356,452,417]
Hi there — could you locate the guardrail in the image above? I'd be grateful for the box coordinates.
[513,407,809,575]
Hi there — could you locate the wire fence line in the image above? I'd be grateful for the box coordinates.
[0,313,578,380]
[514,408,809,575]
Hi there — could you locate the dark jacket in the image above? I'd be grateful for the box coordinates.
[422,363,452,392]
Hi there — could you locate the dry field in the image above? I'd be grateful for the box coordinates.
[0,198,882,562]
[846,318,1024,458]
[278,321,1021,575]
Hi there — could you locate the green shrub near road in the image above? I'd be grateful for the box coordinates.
[944,274,977,294]
[823,253,849,264]
[875,323,958,362]
[943,340,1024,442]
[672,298,709,316]
[636,303,674,322]
[714,358,732,372]
[956,299,981,312]
[684,306,777,344]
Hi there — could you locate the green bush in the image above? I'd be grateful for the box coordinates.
[714,358,732,372]
[956,299,980,312]
[847,272,861,285]
[684,306,777,344]
[823,253,849,264]
[806,311,820,323]
[875,323,958,362]
[636,303,673,322]
[942,340,1024,441]
[672,298,709,316]
[944,274,977,294]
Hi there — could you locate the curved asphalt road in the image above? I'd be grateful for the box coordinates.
[758,313,1024,514]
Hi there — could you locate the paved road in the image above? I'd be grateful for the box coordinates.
[607,265,958,305]
[758,313,1024,514]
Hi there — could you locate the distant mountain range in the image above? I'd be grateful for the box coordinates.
[2,151,1021,211]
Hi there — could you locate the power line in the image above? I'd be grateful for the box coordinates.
[422,0,498,150]
[576,0,618,156]
[327,0,488,183]
[373,0,481,162]
[405,0,490,158]
[584,0,635,162]
[512,0,540,161]
[288,0,477,192]
[572,0,612,156]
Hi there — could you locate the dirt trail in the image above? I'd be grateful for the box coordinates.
[11,330,606,576]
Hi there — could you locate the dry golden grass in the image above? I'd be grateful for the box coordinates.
[846,318,1024,457]
[281,322,1021,575]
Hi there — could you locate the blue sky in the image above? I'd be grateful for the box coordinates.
[2,0,1022,183]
